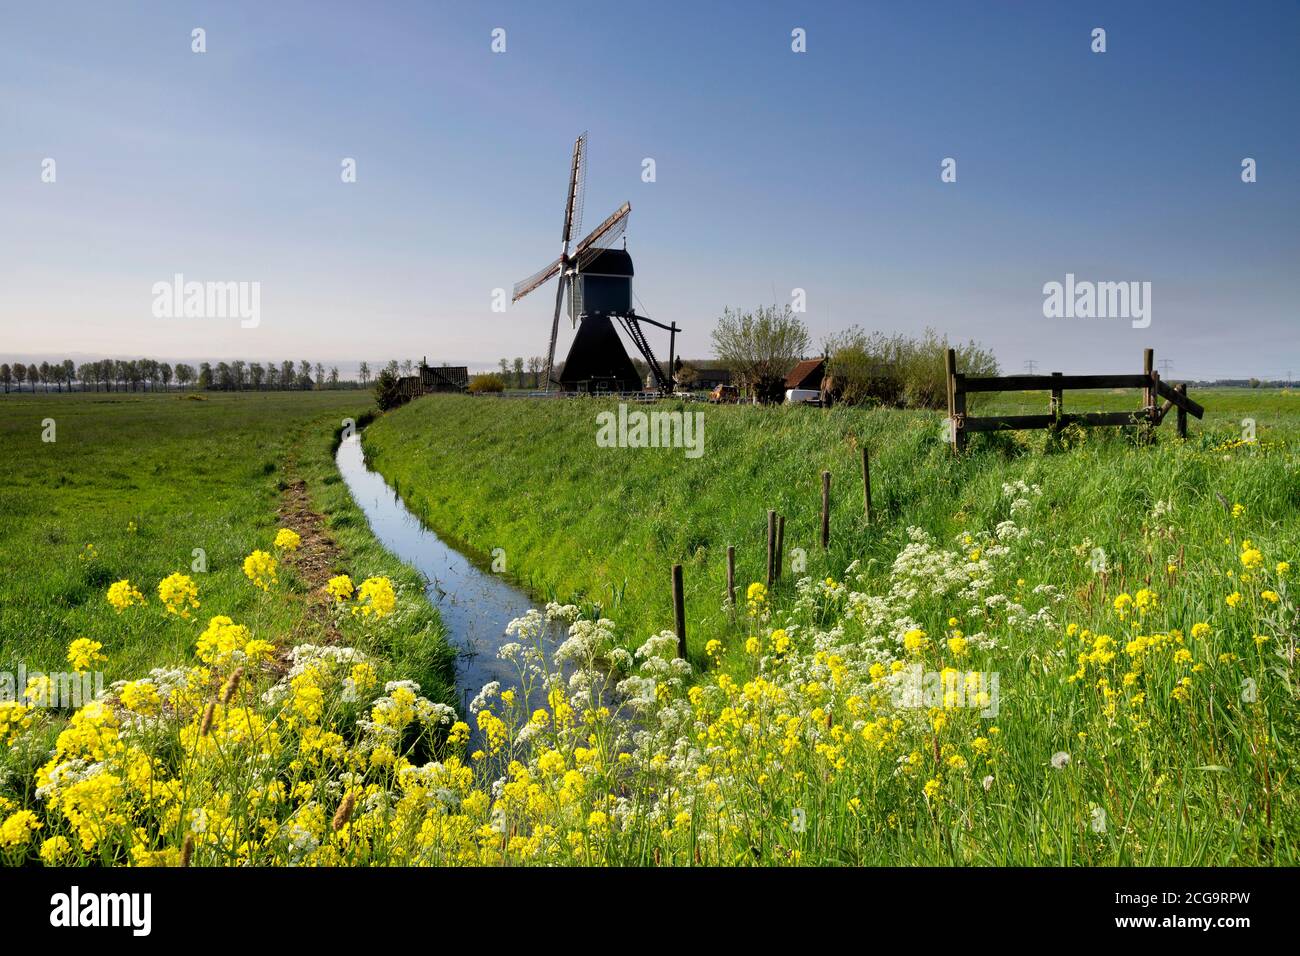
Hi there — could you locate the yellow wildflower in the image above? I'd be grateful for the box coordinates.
[242,550,277,590]
[106,579,145,612]
[66,638,106,672]
[352,577,396,618]
[326,574,354,602]
[157,572,200,618]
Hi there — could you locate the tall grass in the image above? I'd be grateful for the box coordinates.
[362,390,1299,666]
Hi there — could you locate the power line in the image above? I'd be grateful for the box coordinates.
[1023,360,1038,374]
[1158,358,1174,376]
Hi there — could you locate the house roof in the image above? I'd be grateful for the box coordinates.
[420,365,468,389]
[785,358,825,389]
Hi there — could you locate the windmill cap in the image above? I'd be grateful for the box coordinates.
[578,247,633,276]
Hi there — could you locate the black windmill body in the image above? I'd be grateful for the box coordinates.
[511,133,679,394]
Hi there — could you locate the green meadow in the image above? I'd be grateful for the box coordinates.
[0,391,454,703]
[362,388,1300,665]
[1,386,1297,865]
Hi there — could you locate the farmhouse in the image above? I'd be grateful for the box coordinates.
[784,357,826,403]
[418,360,469,392]
[396,360,469,402]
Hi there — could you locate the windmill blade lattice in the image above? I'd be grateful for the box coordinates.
[512,257,562,302]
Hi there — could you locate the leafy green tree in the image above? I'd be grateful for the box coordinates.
[711,305,810,403]
[374,368,403,410]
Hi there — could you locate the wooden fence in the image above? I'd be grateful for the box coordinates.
[945,347,1204,453]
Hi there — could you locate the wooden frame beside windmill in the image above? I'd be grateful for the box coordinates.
[512,133,680,395]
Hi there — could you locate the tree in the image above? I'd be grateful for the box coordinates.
[823,327,997,409]
[198,362,213,389]
[0,364,10,393]
[175,364,194,389]
[498,358,510,380]
[374,368,402,411]
[315,362,325,390]
[63,359,77,392]
[298,360,312,390]
[526,356,541,389]
[232,360,247,390]
[711,305,810,403]
[12,363,25,392]
[512,357,525,388]
[384,360,399,378]
[249,362,264,390]
[28,364,42,393]
[401,359,414,377]
[329,367,339,389]
[281,360,296,389]
[358,361,370,387]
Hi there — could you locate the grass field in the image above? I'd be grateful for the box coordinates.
[362,388,1300,661]
[347,387,1299,864]
[0,390,455,707]
[1,386,1296,866]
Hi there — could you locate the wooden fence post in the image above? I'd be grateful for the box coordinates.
[766,510,776,588]
[1050,372,1063,427]
[672,563,686,659]
[1175,383,1188,439]
[861,446,872,522]
[820,471,831,549]
[1148,370,1161,445]
[1143,348,1155,443]
[726,545,736,610]
[776,515,785,581]
[952,374,967,453]
[945,348,957,452]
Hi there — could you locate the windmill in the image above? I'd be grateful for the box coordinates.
[512,133,678,394]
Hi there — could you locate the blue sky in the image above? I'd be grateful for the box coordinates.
[1,0,1297,377]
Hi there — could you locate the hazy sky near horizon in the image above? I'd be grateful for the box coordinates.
[1,1,1297,378]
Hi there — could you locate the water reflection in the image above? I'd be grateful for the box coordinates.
[334,434,553,714]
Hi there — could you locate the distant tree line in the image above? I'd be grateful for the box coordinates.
[0,358,469,394]
[0,358,383,393]
[495,356,548,389]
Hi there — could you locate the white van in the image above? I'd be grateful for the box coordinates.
[785,388,821,405]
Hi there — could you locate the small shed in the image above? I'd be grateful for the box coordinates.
[693,367,732,389]
[785,358,826,391]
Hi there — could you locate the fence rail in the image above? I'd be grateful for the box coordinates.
[945,348,1204,453]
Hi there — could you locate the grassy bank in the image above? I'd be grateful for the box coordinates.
[1,388,1295,865]
[304,387,1297,864]
[0,391,454,703]
[362,389,1300,666]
